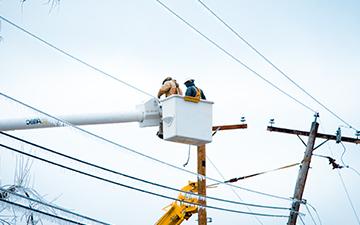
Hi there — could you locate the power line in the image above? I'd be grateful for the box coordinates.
[208,162,300,187]
[0,187,109,225]
[0,143,290,218]
[318,119,360,225]
[0,15,155,99]
[196,0,358,132]
[206,155,264,225]
[340,142,349,167]
[319,143,360,177]
[155,0,317,113]
[0,198,85,225]
[298,213,306,225]
[0,91,295,203]
[306,202,323,225]
[337,170,360,224]
[349,166,360,178]
[304,203,318,225]
[0,131,290,211]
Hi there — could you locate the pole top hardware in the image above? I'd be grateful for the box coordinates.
[269,118,275,127]
[313,112,320,122]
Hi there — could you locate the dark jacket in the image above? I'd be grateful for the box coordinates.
[184,81,206,100]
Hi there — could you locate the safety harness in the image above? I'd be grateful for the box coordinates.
[184,87,201,103]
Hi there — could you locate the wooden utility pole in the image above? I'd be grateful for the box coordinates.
[197,144,207,225]
[287,119,318,225]
[197,123,247,225]
[267,116,359,225]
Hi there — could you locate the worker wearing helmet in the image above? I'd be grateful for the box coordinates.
[157,77,183,139]
[157,77,183,99]
[184,79,206,100]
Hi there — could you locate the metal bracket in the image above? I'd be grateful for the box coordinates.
[314,139,329,151]
[137,98,161,128]
[297,135,307,147]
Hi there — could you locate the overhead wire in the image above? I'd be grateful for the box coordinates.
[208,162,300,187]
[340,142,349,167]
[337,143,360,177]
[155,0,316,114]
[0,198,85,225]
[336,169,360,225]
[0,187,109,225]
[349,167,360,178]
[304,203,318,225]
[0,91,295,203]
[313,143,360,176]
[298,213,306,225]
[0,131,290,211]
[0,15,155,99]
[206,155,264,225]
[306,202,323,225]
[1,7,349,216]
[0,143,291,218]
[318,119,360,225]
[196,0,358,132]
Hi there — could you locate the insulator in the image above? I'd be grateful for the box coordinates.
[336,127,342,143]
[240,116,246,123]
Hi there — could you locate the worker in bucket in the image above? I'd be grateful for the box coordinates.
[184,78,206,100]
[157,77,183,99]
[157,77,183,139]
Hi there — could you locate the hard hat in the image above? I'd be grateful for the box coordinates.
[162,76,172,84]
[184,78,194,85]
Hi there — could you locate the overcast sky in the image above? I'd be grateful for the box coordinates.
[1,0,360,224]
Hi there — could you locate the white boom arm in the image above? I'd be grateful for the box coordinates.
[0,98,161,131]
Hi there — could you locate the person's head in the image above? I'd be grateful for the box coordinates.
[162,77,172,85]
[184,78,195,87]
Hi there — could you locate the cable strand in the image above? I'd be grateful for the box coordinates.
[0,143,290,218]
[155,0,316,113]
[206,155,264,225]
[196,0,358,131]
[0,187,109,225]
[0,91,294,202]
[0,131,289,211]
[0,15,155,99]
[0,198,85,225]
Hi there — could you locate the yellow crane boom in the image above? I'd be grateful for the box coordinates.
[155,182,198,225]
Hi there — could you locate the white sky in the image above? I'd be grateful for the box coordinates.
[0,0,360,224]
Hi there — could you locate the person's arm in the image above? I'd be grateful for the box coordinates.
[173,80,183,95]
[157,82,171,98]
[177,87,183,95]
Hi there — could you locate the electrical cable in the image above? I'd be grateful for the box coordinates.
[196,0,358,132]
[306,202,323,225]
[314,145,360,176]
[0,187,109,225]
[312,154,343,170]
[340,142,349,167]
[206,155,264,225]
[182,145,191,167]
[0,131,290,211]
[0,198,85,225]
[298,213,306,225]
[349,167,360,178]
[0,143,291,218]
[337,170,360,224]
[314,145,360,177]
[0,15,155,99]
[304,203,318,225]
[208,162,300,187]
[155,0,316,114]
[318,119,360,225]
[0,91,295,203]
